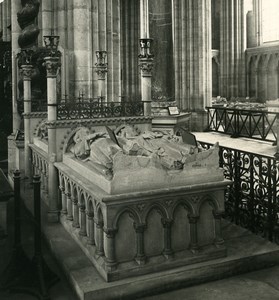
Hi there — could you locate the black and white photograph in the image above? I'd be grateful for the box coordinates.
[1,1,279,299]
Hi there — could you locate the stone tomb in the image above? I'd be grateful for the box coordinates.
[56,125,228,282]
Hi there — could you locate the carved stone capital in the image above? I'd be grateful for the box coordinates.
[103,227,118,238]
[139,57,153,77]
[78,204,86,212]
[21,64,33,81]
[86,211,94,219]
[44,56,61,78]
[134,223,146,233]
[95,65,108,80]
[161,218,173,228]
[188,214,199,224]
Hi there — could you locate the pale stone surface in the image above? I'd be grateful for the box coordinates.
[64,126,223,194]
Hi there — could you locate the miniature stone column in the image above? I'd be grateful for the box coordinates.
[95,218,104,256]
[104,228,117,271]
[87,211,95,245]
[79,204,87,236]
[95,51,108,102]
[162,219,173,258]
[59,186,67,215]
[66,191,73,221]
[188,215,199,253]
[213,211,225,247]
[134,223,146,265]
[72,198,79,228]
[44,49,60,223]
[21,63,33,179]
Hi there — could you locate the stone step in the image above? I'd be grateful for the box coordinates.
[44,218,279,300]
[21,179,279,300]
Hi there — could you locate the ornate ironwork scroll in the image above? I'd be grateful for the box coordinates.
[199,141,279,244]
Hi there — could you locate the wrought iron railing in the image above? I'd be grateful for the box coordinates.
[199,141,279,244]
[57,97,145,120]
[206,106,278,142]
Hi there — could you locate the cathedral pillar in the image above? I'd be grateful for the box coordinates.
[2,0,7,41]
[45,55,60,223]
[11,1,23,132]
[73,0,90,95]
[41,0,52,39]
[220,0,246,98]
[21,63,33,179]
[120,0,140,101]
[6,0,10,42]
[173,0,211,130]
[253,0,262,46]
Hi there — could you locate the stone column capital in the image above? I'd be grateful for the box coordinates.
[95,65,108,80]
[161,218,173,228]
[44,56,61,78]
[134,223,146,233]
[139,57,154,77]
[86,211,94,219]
[188,214,199,224]
[21,64,33,81]
[103,227,118,238]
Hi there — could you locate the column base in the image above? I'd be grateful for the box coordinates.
[47,210,60,223]
[96,249,105,257]
[135,255,146,265]
[60,209,67,215]
[79,230,87,237]
[163,249,174,260]
[72,221,80,228]
[189,244,200,254]
[66,215,73,221]
[214,238,225,248]
[87,239,95,246]
[105,260,117,272]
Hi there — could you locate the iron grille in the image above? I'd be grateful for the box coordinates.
[206,107,278,143]
[199,141,279,244]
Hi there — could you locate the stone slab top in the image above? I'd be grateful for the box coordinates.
[55,161,230,204]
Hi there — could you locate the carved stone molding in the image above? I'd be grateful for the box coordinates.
[139,58,154,77]
[21,64,33,80]
[95,67,108,80]
[44,57,61,78]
